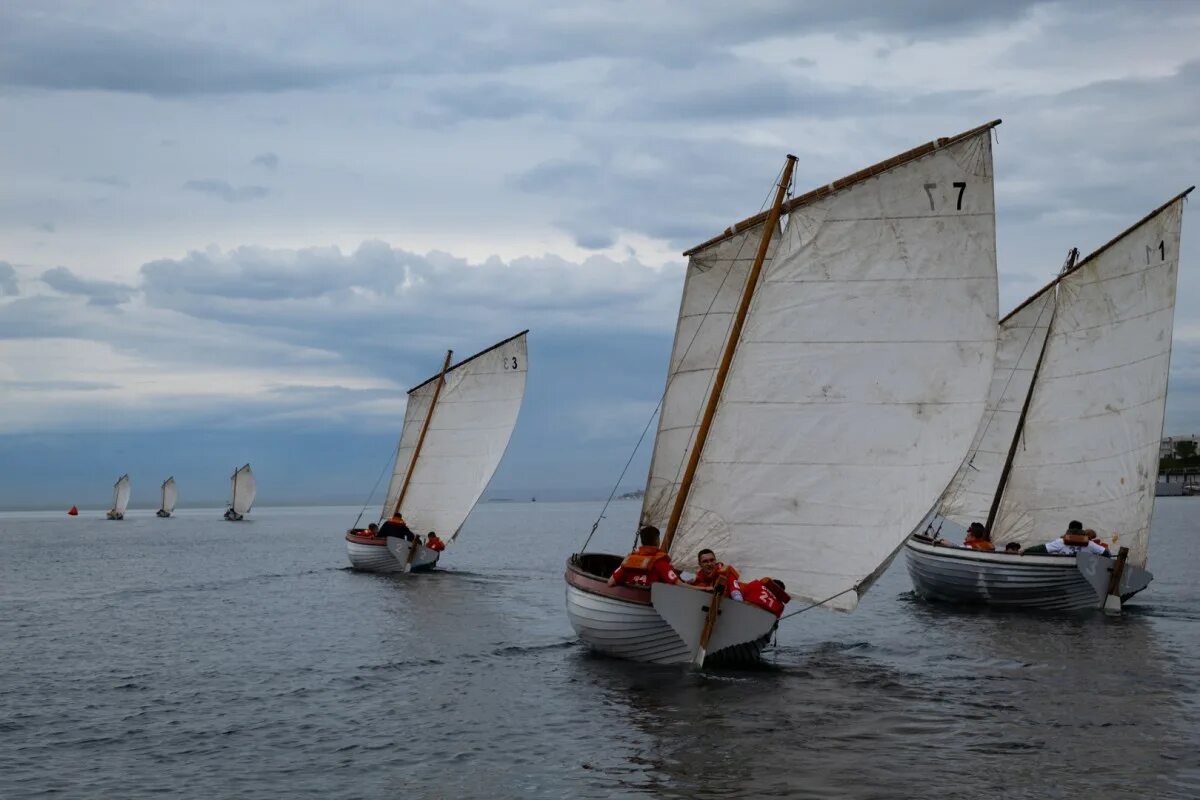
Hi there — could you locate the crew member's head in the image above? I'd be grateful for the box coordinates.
[638,525,661,548]
[697,548,717,577]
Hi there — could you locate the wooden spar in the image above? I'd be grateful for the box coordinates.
[661,154,798,555]
[984,250,1074,533]
[393,349,453,517]
[1105,546,1130,597]
[692,574,728,668]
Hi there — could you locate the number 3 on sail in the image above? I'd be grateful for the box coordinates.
[566,120,1003,666]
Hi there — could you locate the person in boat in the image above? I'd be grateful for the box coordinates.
[739,577,790,618]
[1022,520,1109,556]
[689,548,743,598]
[425,532,445,552]
[1004,542,1021,554]
[607,525,681,589]
[378,513,415,541]
[962,522,995,551]
[349,523,380,537]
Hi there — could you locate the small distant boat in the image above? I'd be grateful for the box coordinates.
[106,474,131,520]
[67,505,78,516]
[156,477,177,518]
[567,120,1003,665]
[346,331,529,573]
[223,464,255,521]
[905,188,1192,612]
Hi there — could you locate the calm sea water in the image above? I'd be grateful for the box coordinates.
[1,499,1198,799]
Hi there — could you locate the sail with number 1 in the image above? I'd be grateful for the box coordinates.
[566,120,1001,665]
[224,464,255,521]
[906,188,1192,611]
[346,331,529,573]
[106,474,131,520]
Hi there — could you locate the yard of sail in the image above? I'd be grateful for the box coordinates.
[113,474,132,515]
[990,192,1190,566]
[161,477,178,514]
[232,464,256,516]
[663,128,1000,611]
[935,286,1056,529]
[382,332,528,541]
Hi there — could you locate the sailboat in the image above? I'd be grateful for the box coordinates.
[156,477,178,518]
[224,464,256,521]
[106,474,131,520]
[566,120,1003,665]
[346,331,529,573]
[905,188,1192,612]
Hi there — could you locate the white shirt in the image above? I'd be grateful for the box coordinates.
[1044,538,1107,556]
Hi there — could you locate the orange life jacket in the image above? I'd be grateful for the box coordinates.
[426,537,445,551]
[964,536,995,551]
[1062,533,1090,547]
[691,563,741,591]
[741,578,790,617]
[619,545,668,572]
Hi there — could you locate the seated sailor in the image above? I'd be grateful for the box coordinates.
[689,548,742,598]
[378,513,415,541]
[607,525,680,588]
[1023,520,1109,556]
[739,577,790,618]
[1003,542,1021,554]
[425,531,446,551]
[962,522,995,551]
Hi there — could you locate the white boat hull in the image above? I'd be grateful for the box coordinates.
[904,535,1151,611]
[345,536,440,574]
[565,554,771,666]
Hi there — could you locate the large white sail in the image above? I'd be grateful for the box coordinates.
[382,331,528,541]
[161,477,178,514]
[667,127,999,610]
[936,287,1057,528]
[641,223,778,529]
[113,474,131,515]
[990,193,1189,565]
[232,464,256,516]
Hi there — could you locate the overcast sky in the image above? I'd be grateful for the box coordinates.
[1,1,1198,508]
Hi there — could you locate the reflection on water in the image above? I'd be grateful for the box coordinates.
[0,500,1197,798]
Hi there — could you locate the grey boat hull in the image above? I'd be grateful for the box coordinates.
[904,535,1151,611]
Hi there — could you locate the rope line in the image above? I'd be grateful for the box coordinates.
[351,437,403,530]
[778,588,857,622]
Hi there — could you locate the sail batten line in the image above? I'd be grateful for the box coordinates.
[407,329,530,394]
[1036,350,1169,382]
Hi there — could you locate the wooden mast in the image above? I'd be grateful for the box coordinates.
[983,250,1076,533]
[393,349,453,517]
[661,154,797,554]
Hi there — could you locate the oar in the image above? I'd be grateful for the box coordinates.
[691,575,727,668]
[402,538,421,573]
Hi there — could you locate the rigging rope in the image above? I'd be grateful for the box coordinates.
[351,437,403,530]
[777,587,857,622]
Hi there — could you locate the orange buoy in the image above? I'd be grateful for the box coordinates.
[68,506,79,516]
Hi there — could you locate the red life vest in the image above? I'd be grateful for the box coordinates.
[740,578,790,617]
[690,563,741,595]
[426,537,445,552]
[612,546,678,588]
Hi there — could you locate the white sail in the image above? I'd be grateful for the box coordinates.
[161,477,178,513]
[641,222,779,528]
[990,194,1188,566]
[231,464,256,516]
[936,287,1056,528]
[112,474,131,514]
[382,331,528,541]
[667,127,999,611]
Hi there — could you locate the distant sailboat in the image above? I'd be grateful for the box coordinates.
[566,120,1002,665]
[156,477,178,518]
[67,505,78,516]
[106,474,131,520]
[905,188,1192,611]
[346,331,529,573]
[224,464,255,521]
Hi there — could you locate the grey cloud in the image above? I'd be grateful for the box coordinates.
[40,266,134,307]
[4,379,120,391]
[82,175,130,189]
[0,261,19,296]
[422,82,576,124]
[0,13,373,96]
[35,221,56,233]
[252,152,280,170]
[183,179,270,203]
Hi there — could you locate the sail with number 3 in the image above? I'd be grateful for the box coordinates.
[346,331,529,573]
[566,120,1001,665]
